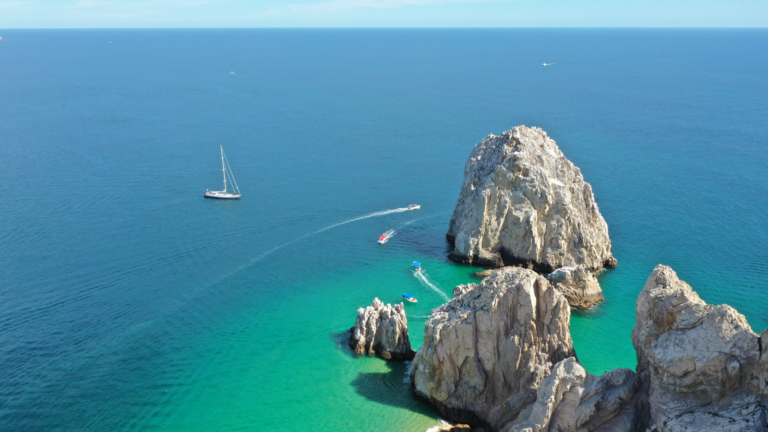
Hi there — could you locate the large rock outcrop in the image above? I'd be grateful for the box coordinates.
[410,267,575,429]
[411,267,641,431]
[349,298,415,361]
[632,265,767,431]
[548,265,604,310]
[447,126,614,273]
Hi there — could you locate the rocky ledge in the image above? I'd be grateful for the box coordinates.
[446,126,615,273]
[349,298,415,361]
[547,264,604,310]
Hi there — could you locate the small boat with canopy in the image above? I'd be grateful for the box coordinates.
[205,146,241,199]
[412,261,421,272]
[402,293,418,303]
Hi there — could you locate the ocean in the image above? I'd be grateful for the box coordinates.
[1,29,767,431]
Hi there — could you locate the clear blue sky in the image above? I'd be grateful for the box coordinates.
[0,0,766,28]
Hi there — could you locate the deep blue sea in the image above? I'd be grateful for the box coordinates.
[1,29,767,431]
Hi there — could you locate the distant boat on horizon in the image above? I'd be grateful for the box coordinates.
[204,146,241,200]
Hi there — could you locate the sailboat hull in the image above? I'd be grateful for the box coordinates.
[204,191,241,199]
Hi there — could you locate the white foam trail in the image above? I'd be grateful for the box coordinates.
[381,218,417,242]
[216,207,414,281]
[415,271,450,301]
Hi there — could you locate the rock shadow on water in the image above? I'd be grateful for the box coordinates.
[350,359,436,416]
[330,329,357,358]
[331,330,436,415]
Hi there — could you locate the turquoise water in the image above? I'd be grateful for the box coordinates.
[1,29,767,431]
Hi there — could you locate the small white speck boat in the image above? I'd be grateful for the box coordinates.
[407,204,420,210]
[205,146,241,200]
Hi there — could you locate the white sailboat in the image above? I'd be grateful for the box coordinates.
[204,146,241,199]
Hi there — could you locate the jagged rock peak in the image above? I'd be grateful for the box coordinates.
[547,265,604,310]
[447,126,614,273]
[632,264,767,431]
[411,267,575,430]
[349,298,415,361]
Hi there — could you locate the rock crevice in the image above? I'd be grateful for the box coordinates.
[547,265,604,310]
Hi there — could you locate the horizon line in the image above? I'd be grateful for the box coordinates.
[2,26,768,30]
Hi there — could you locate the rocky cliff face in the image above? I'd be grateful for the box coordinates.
[501,358,640,432]
[349,298,415,361]
[410,267,575,429]
[547,265,604,310]
[632,265,767,431]
[447,126,614,273]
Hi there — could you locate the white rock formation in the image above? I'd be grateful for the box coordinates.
[548,265,604,310]
[447,126,615,273]
[632,265,767,431]
[411,267,576,429]
[501,358,640,432]
[350,298,415,361]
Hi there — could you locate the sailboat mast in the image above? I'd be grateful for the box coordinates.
[220,146,227,193]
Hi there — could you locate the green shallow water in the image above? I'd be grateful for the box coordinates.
[134,221,482,431]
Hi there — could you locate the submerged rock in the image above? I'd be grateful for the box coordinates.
[411,267,575,430]
[446,126,614,273]
[349,298,415,361]
[632,265,767,431]
[471,269,496,279]
[548,265,604,310]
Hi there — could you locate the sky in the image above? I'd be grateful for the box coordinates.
[0,0,766,28]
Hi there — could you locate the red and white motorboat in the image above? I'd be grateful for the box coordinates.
[378,229,394,244]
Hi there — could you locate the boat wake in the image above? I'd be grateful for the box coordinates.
[203,208,450,295]
[379,216,424,243]
[414,271,450,301]
[224,207,416,278]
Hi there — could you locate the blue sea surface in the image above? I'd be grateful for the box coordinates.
[1,29,767,431]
